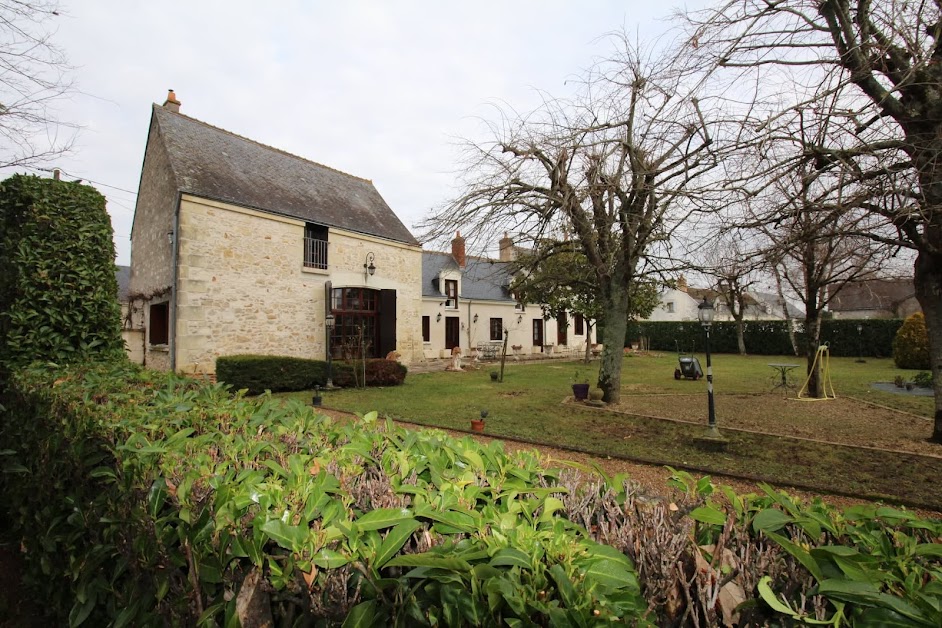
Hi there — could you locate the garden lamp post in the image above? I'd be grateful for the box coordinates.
[697,296,723,442]
[325,313,335,388]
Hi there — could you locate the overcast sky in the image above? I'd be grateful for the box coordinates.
[6,1,708,265]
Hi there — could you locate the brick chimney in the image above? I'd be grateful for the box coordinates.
[499,232,515,262]
[451,231,466,268]
[163,89,181,113]
[677,275,688,293]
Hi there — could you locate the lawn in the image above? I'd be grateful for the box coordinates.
[276,353,940,509]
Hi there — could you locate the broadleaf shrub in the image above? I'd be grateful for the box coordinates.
[893,312,930,369]
[0,174,123,374]
[2,362,939,626]
[333,358,407,387]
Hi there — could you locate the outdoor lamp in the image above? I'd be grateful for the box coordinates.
[363,252,376,279]
[697,297,715,328]
[696,296,724,445]
[473,313,479,324]
[436,313,442,322]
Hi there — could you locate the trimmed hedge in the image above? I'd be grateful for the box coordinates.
[216,355,407,394]
[628,318,903,357]
[216,354,329,394]
[0,174,124,374]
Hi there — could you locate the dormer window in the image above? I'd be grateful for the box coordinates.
[304,223,328,269]
[444,279,458,309]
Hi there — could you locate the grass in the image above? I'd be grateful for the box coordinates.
[275,353,940,508]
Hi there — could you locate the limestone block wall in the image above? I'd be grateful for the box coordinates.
[174,196,422,376]
[128,115,178,368]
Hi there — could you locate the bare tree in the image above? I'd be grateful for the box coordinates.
[420,38,725,402]
[699,232,766,355]
[682,0,942,438]
[0,1,75,169]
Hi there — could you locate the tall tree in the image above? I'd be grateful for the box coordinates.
[420,39,723,402]
[683,0,942,438]
[0,1,74,168]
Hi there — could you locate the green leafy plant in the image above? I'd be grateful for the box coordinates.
[893,312,930,369]
[0,174,124,375]
[912,371,933,389]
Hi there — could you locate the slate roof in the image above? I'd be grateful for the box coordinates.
[829,279,915,312]
[422,251,514,301]
[115,265,130,302]
[686,287,804,318]
[151,105,418,246]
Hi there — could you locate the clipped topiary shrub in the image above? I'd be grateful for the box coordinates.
[893,312,930,369]
[333,358,407,387]
[216,354,328,394]
[0,174,124,373]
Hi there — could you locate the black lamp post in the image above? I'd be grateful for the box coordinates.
[325,313,335,388]
[855,322,866,363]
[697,296,723,441]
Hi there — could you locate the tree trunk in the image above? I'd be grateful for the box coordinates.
[734,315,746,355]
[804,311,822,398]
[598,294,628,404]
[913,250,942,443]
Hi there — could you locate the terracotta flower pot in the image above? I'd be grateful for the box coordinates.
[470,419,485,432]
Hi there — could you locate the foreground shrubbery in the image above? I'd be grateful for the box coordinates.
[216,354,406,394]
[2,361,940,626]
[894,312,930,370]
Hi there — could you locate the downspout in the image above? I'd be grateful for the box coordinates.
[466,298,474,350]
[169,192,182,371]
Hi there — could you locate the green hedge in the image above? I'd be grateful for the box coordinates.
[216,355,407,394]
[3,362,940,625]
[0,174,123,375]
[628,318,903,357]
[216,354,330,394]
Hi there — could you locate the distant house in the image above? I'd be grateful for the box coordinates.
[420,233,594,359]
[128,91,422,377]
[828,279,920,319]
[648,276,803,322]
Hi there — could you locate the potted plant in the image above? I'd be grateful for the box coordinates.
[471,409,487,432]
[572,370,590,401]
[490,370,499,382]
[894,375,905,388]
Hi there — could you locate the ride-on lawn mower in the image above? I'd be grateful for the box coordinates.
[674,341,703,380]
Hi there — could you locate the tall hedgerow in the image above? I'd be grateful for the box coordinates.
[0,174,124,374]
[892,312,930,370]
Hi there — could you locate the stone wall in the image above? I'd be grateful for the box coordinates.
[174,196,422,376]
[128,113,178,368]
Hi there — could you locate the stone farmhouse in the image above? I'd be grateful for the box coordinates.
[421,233,595,360]
[128,93,593,376]
[128,92,422,377]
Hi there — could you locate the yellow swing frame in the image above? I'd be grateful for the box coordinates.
[796,344,837,401]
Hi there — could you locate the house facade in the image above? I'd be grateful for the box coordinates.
[129,92,422,377]
[419,233,594,359]
[648,276,803,322]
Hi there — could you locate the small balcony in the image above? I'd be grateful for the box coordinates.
[304,237,328,270]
